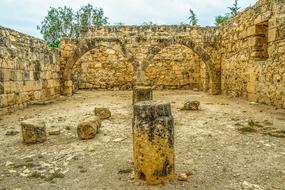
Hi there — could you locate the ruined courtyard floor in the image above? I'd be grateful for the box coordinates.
[0,90,284,190]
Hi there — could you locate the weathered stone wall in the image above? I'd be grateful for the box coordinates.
[61,26,220,95]
[219,0,285,108]
[73,45,134,90]
[1,0,284,113]
[0,26,60,114]
[144,44,205,90]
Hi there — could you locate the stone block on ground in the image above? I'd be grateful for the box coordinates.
[21,119,47,144]
[77,116,101,140]
[94,107,111,120]
[181,99,200,111]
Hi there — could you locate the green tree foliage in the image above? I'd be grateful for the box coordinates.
[215,0,241,26]
[215,15,230,26]
[38,4,108,47]
[228,0,241,17]
[188,9,198,26]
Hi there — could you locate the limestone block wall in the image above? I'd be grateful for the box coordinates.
[219,0,285,108]
[73,46,134,90]
[144,44,204,90]
[0,26,60,114]
[66,25,219,92]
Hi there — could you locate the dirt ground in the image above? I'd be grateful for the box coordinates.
[0,90,284,190]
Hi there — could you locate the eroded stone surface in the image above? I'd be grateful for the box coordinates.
[182,99,200,111]
[21,119,47,144]
[94,108,111,120]
[133,101,175,185]
[77,116,101,140]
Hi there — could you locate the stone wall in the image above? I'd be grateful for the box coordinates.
[219,0,285,108]
[0,0,284,113]
[144,44,205,90]
[61,26,220,95]
[0,26,60,115]
[73,46,134,90]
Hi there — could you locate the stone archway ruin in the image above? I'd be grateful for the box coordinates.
[60,26,221,96]
[141,37,221,94]
[60,37,139,96]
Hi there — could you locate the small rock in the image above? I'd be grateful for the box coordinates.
[193,88,199,92]
[5,161,14,167]
[177,173,188,181]
[241,181,264,190]
[181,99,200,111]
[5,130,19,136]
[94,107,111,120]
[21,118,47,144]
[77,116,101,140]
[113,138,125,142]
[48,130,61,136]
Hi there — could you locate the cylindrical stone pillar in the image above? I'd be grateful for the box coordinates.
[133,101,175,185]
[132,86,153,104]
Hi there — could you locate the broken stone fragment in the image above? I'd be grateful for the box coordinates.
[177,173,188,181]
[48,130,61,136]
[94,107,111,120]
[21,119,47,144]
[182,99,200,110]
[77,116,101,140]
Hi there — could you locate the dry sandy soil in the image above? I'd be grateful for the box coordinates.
[0,90,284,190]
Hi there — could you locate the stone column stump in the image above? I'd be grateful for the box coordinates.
[132,86,153,104]
[133,101,175,185]
[21,119,47,144]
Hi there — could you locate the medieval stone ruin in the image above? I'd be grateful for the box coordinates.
[0,0,284,189]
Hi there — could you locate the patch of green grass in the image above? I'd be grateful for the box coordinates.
[46,172,65,182]
[118,168,133,174]
[238,127,257,133]
[28,171,45,179]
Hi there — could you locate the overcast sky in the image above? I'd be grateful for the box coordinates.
[0,0,256,38]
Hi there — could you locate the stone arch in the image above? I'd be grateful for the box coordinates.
[72,45,134,91]
[141,37,221,94]
[61,37,138,95]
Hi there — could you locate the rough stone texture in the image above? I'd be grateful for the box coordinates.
[94,107,111,120]
[0,26,60,115]
[182,99,200,111]
[21,119,47,144]
[60,26,221,96]
[133,101,175,185]
[1,0,285,115]
[77,116,101,140]
[219,0,285,108]
[132,86,153,104]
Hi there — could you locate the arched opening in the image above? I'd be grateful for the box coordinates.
[71,45,134,92]
[144,44,209,90]
[61,38,138,96]
[141,37,221,94]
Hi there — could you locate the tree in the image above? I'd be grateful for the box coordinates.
[188,9,198,26]
[38,4,108,47]
[228,0,241,16]
[214,0,241,26]
[215,15,230,26]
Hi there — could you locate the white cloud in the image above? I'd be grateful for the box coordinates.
[0,0,257,38]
